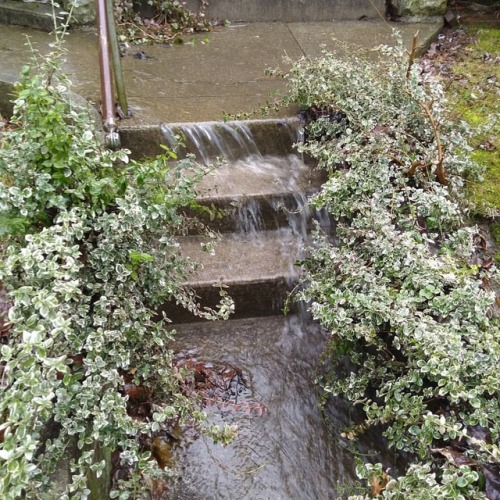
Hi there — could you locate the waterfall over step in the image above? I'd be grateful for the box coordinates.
[161,120,331,322]
[157,119,301,163]
[161,122,263,165]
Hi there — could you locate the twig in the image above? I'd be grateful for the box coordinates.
[405,31,420,80]
[417,100,448,185]
[407,159,432,177]
[403,34,448,186]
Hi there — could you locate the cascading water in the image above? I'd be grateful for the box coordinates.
[160,120,392,499]
[160,122,264,165]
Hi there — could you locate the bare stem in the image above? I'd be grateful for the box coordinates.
[418,100,448,186]
[404,33,448,186]
[405,31,420,80]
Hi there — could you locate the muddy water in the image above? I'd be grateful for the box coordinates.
[170,314,358,499]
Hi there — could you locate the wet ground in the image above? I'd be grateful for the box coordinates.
[450,0,500,26]
[170,314,358,499]
[0,20,442,125]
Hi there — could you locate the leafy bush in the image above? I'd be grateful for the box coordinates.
[284,36,500,497]
[0,45,233,498]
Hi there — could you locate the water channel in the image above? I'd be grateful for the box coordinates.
[171,314,357,499]
[1,105,402,496]
[157,122,392,499]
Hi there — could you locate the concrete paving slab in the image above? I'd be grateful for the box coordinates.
[288,20,443,59]
[0,20,442,127]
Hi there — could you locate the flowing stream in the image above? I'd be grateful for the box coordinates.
[159,121,399,499]
[171,314,358,499]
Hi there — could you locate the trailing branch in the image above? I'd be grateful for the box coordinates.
[417,99,448,186]
[404,34,448,186]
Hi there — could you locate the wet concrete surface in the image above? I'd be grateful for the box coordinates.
[0,20,442,125]
[0,0,58,31]
[180,230,301,287]
[0,15,426,494]
[170,314,359,499]
[163,152,331,322]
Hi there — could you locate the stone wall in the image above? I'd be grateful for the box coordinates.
[388,0,448,17]
[1,0,448,29]
[64,0,95,25]
[68,0,448,25]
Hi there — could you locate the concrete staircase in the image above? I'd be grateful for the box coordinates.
[0,0,60,31]
[0,2,443,321]
[158,120,329,322]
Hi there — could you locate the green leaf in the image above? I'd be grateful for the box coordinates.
[129,251,155,265]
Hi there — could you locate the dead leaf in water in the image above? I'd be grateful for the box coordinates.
[484,465,500,500]
[150,477,170,498]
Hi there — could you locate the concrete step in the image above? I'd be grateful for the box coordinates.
[192,154,328,233]
[182,230,301,286]
[126,118,301,162]
[166,154,332,322]
[140,121,329,236]
[184,0,386,22]
[162,229,309,321]
[197,155,320,198]
[0,0,63,31]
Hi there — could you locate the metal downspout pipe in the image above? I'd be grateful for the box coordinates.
[105,0,128,119]
[96,0,127,149]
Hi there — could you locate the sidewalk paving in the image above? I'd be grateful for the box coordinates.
[0,20,442,126]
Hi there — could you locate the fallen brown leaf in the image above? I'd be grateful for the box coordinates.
[431,447,476,467]
[370,470,389,496]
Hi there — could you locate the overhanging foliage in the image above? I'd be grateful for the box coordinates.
[0,44,233,498]
[285,36,500,497]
